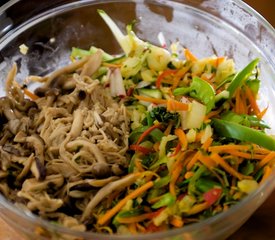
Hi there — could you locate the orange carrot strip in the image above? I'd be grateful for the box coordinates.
[135,159,145,172]
[260,166,272,184]
[175,128,188,150]
[258,106,269,120]
[153,142,160,152]
[169,163,183,196]
[257,151,275,170]
[215,57,225,68]
[208,144,251,152]
[172,150,188,171]
[136,123,162,145]
[156,69,178,88]
[23,88,39,100]
[204,108,223,121]
[128,223,137,234]
[184,171,194,179]
[197,153,217,169]
[170,142,182,157]
[240,88,248,114]
[164,122,173,136]
[234,88,241,114]
[238,88,247,114]
[167,99,189,112]
[252,146,270,155]
[98,181,154,225]
[210,153,250,180]
[186,202,209,215]
[244,85,260,117]
[229,150,264,160]
[186,151,201,170]
[172,67,189,89]
[134,95,167,105]
[159,78,175,85]
[184,48,197,62]
[170,216,184,228]
[201,137,213,151]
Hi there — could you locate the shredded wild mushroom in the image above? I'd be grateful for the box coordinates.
[0,51,130,231]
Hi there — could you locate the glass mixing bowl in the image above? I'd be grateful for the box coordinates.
[0,0,275,239]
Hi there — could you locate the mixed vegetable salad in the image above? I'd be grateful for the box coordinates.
[4,9,275,235]
[66,10,275,233]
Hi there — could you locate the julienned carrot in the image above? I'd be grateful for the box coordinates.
[210,153,249,180]
[184,48,197,62]
[257,151,275,170]
[134,95,167,105]
[136,123,162,145]
[244,85,260,117]
[169,162,183,196]
[234,88,240,114]
[184,171,194,179]
[205,108,223,121]
[229,150,264,160]
[156,69,178,88]
[175,128,188,150]
[186,202,209,215]
[23,88,39,100]
[215,57,225,68]
[258,106,268,119]
[167,99,189,112]
[128,223,137,234]
[172,150,187,171]
[172,67,189,89]
[252,145,270,154]
[197,153,216,169]
[186,151,201,170]
[235,88,246,114]
[135,158,145,172]
[260,166,272,184]
[164,122,173,136]
[208,144,251,152]
[201,137,213,151]
[171,142,181,157]
[98,181,154,225]
[170,215,184,228]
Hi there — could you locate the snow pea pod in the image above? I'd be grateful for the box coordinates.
[227,58,259,98]
[212,119,275,150]
[221,111,270,129]
[173,76,215,113]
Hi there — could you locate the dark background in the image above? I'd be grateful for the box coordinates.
[244,0,275,27]
[0,0,275,27]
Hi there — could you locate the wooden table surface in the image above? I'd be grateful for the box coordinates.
[0,0,274,239]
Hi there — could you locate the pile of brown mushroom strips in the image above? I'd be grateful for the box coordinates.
[0,50,130,231]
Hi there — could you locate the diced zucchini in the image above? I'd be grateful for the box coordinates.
[138,88,162,99]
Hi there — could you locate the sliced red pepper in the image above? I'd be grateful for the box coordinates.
[129,145,154,154]
[127,87,134,96]
[147,207,165,219]
[203,188,222,206]
[156,69,178,88]
[136,123,162,145]
[170,142,181,157]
